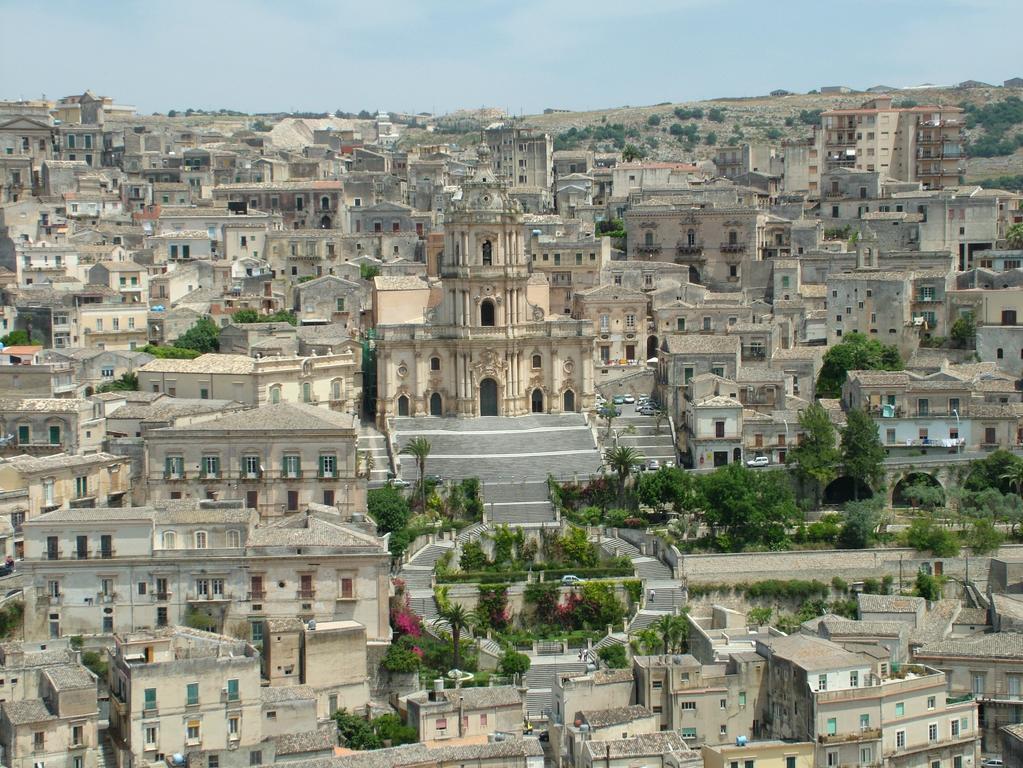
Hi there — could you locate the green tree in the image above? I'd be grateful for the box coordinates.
[1007,222,1023,249]
[950,312,976,349]
[401,437,432,511]
[914,570,945,601]
[597,644,629,669]
[964,518,1005,554]
[232,308,261,323]
[622,144,644,162]
[459,540,488,571]
[1001,460,1023,503]
[174,317,220,353]
[438,602,470,672]
[334,709,382,750]
[699,464,800,551]
[707,107,726,122]
[630,627,661,656]
[840,408,887,500]
[557,526,598,567]
[786,403,841,508]
[140,344,201,359]
[371,713,417,746]
[597,402,619,441]
[838,499,881,549]
[498,649,531,677]
[903,518,960,557]
[367,485,410,534]
[360,263,381,280]
[604,445,644,503]
[636,466,698,517]
[816,332,903,398]
[96,372,138,393]
[652,613,689,654]
[747,606,773,626]
[646,114,662,126]
[0,330,30,346]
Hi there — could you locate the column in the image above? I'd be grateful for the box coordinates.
[552,349,560,412]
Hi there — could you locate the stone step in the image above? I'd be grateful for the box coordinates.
[628,610,673,631]
[632,556,674,581]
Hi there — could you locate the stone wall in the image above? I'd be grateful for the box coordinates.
[678,544,1023,590]
[366,641,418,706]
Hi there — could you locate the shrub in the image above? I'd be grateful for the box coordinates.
[498,649,531,677]
[382,640,422,673]
[598,644,629,668]
[903,519,960,557]
[831,576,848,593]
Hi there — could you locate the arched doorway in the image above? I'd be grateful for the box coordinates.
[397,395,409,417]
[563,390,575,412]
[481,299,496,327]
[320,215,331,229]
[688,266,701,284]
[430,392,442,416]
[479,378,498,416]
[892,472,944,509]
[531,388,544,413]
[824,476,873,505]
[733,447,742,464]
[647,335,658,359]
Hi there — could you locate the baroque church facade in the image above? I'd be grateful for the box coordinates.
[374,146,596,423]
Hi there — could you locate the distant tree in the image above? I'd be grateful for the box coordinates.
[96,373,138,393]
[1007,223,1023,249]
[0,330,29,346]
[174,317,220,353]
[604,445,643,503]
[622,144,644,162]
[367,485,410,534]
[707,107,726,123]
[765,127,783,140]
[747,606,773,626]
[596,402,620,441]
[699,464,800,551]
[646,114,662,126]
[498,649,531,677]
[704,131,717,146]
[950,312,976,348]
[597,644,629,669]
[841,408,887,500]
[786,403,841,508]
[400,437,432,511]
[838,499,882,549]
[438,603,470,671]
[359,263,381,280]
[652,612,689,654]
[904,518,959,556]
[914,570,944,601]
[964,518,1005,554]
[232,309,260,323]
[816,332,902,398]
[167,110,178,118]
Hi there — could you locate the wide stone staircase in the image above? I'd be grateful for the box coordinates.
[398,540,453,624]
[392,414,601,484]
[523,656,588,720]
[485,481,557,525]
[602,413,676,465]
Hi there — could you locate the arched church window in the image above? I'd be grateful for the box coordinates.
[482,240,493,266]
[687,229,696,246]
[644,232,654,246]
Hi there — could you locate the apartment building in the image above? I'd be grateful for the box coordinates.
[0,663,99,768]
[758,634,978,768]
[562,706,659,768]
[632,652,765,747]
[87,261,149,305]
[143,401,361,516]
[702,740,815,768]
[914,632,1023,753]
[19,499,390,646]
[405,684,525,742]
[211,181,344,230]
[655,334,741,425]
[527,233,610,316]
[573,285,649,365]
[107,628,265,768]
[0,397,104,454]
[485,124,554,210]
[842,369,1017,454]
[77,301,148,351]
[0,451,130,554]
[820,96,964,189]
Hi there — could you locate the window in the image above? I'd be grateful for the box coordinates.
[677,317,685,331]
[720,698,727,710]
[681,728,696,739]
[202,455,220,478]
[625,313,636,329]
[319,454,336,478]
[249,752,262,767]
[302,382,312,403]
[436,717,448,730]
[186,721,200,744]
[283,454,301,478]
[74,475,89,498]
[786,758,797,768]
[827,717,837,735]
[145,724,158,747]
[680,701,696,710]
[17,425,29,444]
[227,678,239,701]
[144,687,157,710]
[927,695,935,710]
[951,718,960,737]
[715,421,725,438]
[430,356,441,371]
[860,713,870,730]
[269,385,281,404]
[972,672,986,694]
[928,722,938,741]
[895,702,904,717]
[34,731,44,750]
[229,716,239,738]
[186,682,199,706]
[719,724,727,737]
[896,730,906,748]
[244,455,260,478]
[826,752,838,767]
[818,674,827,691]
[194,531,208,549]
[340,577,354,599]
[738,691,746,707]
[209,757,218,768]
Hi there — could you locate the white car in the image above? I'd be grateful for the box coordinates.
[622,394,636,403]
[981,759,1004,768]
[647,459,660,471]
[746,455,770,467]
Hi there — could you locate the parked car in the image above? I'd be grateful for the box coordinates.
[425,474,444,485]
[746,455,770,467]
[612,395,625,405]
[390,478,411,489]
[981,759,1004,768]
[647,459,661,471]
[638,405,657,415]
[0,564,12,578]
[561,575,585,586]
[622,394,636,403]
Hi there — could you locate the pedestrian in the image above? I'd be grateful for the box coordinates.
[649,589,655,602]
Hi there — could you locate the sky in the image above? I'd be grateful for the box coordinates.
[0,0,1017,116]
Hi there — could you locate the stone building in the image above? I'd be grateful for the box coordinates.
[143,402,362,517]
[485,125,554,211]
[572,285,649,365]
[0,397,105,455]
[405,684,525,742]
[374,146,595,422]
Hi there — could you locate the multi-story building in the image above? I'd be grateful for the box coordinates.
[405,684,525,742]
[107,628,265,768]
[0,662,99,768]
[144,401,362,517]
[655,334,740,425]
[485,125,554,211]
[632,652,765,747]
[526,233,610,317]
[212,181,344,230]
[77,300,148,351]
[758,634,979,768]
[19,499,391,648]
[702,740,815,768]
[137,348,361,412]
[573,285,648,365]
[914,632,1023,754]
[820,96,964,189]
[0,397,104,455]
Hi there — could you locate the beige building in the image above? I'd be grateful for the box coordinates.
[137,347,361,412]
[702,740,815,768]
[77,301,148,351]
[19,499,391,649]
[144,401,362,516]
[573,285,649,364]
[374,146,595,422]
[0,664,99,768]
[107,628,264,768]
[405,684,525,742]
[0,397,105,455]
[485,125,554,211]
[0,451,130,555]
[821,96,964,189]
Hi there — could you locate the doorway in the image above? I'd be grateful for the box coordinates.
[531,388,544,413]
[480,378,498,416]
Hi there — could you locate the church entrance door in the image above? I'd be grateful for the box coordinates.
[480,378,499,416]
[531,388,544,413]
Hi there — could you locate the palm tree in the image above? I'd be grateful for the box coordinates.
[630,627,660,656]
[652,613,689,655]
[597,402,619,441]
[401,436,432,511]
[604,445,643,502]
[1001,462,1023,535]
[439,603,470,672]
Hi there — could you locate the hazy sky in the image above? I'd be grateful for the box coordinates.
[0,0,1016,116]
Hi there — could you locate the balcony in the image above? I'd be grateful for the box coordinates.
[675,243,704,256]
[819,728,882,744]
[187,592,230,602]
[96,592,117,604]
[741,348,767,362]
[248,590,266,600]
[151,592,171,602]
[636,244,662,256]
[296,588,316,599]
[720,242,746,253]
[825,190,845,199]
